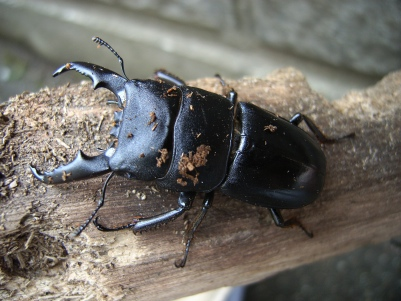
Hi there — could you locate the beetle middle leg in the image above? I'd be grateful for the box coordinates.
[94,191,212,267]
[290,113,355,143]
[269,208,313,238]
[175,191,214,268]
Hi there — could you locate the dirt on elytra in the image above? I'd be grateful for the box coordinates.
[177,144,211,186]
[156,148,169,168]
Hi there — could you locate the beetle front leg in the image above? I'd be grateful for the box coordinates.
[93,191,196,232]
[269,208,313,238]
[215,74,237,107]
[153,69,186,86]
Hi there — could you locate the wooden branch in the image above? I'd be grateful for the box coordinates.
[1,68,400,300]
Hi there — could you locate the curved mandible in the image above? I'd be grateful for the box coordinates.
[53,62,127,107]
[30,150,111,184]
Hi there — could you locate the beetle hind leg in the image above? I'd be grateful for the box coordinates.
[290,113,355,143]
[269,208,313,238]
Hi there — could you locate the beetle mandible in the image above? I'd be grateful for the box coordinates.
[30,37,353,267]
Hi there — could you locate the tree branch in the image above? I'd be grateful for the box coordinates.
[1,68,400,300]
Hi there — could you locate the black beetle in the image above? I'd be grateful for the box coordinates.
[30,37,353,267]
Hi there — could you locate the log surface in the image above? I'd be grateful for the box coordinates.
[0,68,400,300]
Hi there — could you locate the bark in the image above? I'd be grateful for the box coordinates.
[0,68,400,300]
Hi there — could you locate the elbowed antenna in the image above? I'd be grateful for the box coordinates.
[92,37,129,79]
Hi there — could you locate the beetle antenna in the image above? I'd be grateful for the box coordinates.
[92,36,129,80]
[69,172,115,238]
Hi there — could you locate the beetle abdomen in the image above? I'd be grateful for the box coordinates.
[221,102,326,209]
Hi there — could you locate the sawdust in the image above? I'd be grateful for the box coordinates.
[263,124,277,132]
[0,83,114,200]
[0,227,67,277]
[156,148,169,167]
[177,144,211,186]
[147,111,156,125]
[0,82,115,281]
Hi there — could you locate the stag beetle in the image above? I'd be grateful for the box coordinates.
[30,37,353,267]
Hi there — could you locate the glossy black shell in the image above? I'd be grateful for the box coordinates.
[221,102,326,209]
[28,37,340,268]
[31,64,326,209]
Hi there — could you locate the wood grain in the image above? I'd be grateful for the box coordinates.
[0,68,400,300]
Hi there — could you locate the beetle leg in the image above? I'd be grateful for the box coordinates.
[215,74,237,106]
[290,113,355,143]
[175,191,214,268]
[225,89,237,107]
[30,150,112,184]
[154,69,186,86]
[93,191,196,232]
[70,172,115,237]
[269,208,313,238]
